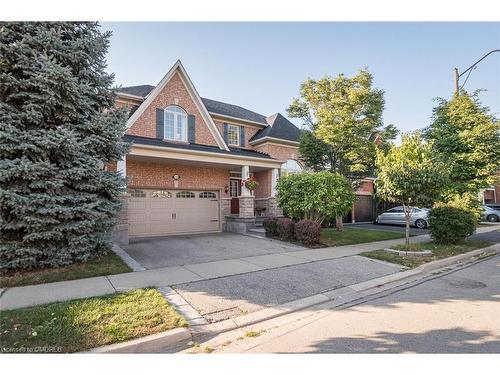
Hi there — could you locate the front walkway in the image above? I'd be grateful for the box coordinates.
[1,225,497,311]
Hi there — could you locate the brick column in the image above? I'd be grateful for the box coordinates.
[239,196,255,218]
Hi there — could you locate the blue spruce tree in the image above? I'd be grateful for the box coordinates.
[0,22,129,272]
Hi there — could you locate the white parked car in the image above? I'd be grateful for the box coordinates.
[481,206,500,222]
[375,206,430,229]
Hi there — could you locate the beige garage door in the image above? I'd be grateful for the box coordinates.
[128,189,220,236]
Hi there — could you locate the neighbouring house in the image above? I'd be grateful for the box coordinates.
[481,184,500,205]
[111,60,376,244]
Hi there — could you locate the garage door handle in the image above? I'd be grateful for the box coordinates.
[172,213,176,220]
[211,219,219,222]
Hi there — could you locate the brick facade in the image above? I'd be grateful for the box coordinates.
[127,72,218,146]
[127,159,230,199]
[213,120,261,149]
[254,142,299,162]
[253,169,272,198]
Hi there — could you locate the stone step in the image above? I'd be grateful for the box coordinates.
[248,227,266,235]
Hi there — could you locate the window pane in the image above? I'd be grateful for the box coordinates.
[165,112,175,139]
[176,191,195,198]
[281,159,302,176]
[176,114,186,141]
[227,125,239,145]
[164,105,186,141]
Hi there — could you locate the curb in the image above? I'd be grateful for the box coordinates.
[111,244,146,272]
[88,327,191,353]
[88,243,499,353]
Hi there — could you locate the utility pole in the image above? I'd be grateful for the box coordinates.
[454,49,500,94]
[453,68,460,94]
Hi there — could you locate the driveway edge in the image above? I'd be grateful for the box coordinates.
[89,243,499,353]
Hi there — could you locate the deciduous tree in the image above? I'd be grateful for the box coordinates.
[375,133,448,245]
[425,91,500,203]
[288,69,397,229]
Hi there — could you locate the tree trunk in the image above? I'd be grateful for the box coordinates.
[336,216,344,231]
[405,216,410,246]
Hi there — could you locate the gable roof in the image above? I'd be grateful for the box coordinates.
[115,61,302,147]
[250,113,301,144]
[201,98,268,126]
[123,60,229,151]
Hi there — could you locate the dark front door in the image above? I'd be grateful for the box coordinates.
[229,179,241,215]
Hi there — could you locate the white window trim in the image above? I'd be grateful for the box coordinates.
[164,106,188,142]
[227,124,240,146]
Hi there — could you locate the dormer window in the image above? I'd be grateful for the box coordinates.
[164,105,187,142]
[227,124,240,146]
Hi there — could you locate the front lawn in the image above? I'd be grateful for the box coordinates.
[0,251,131,288]
[0,288,188,353]
[321,227,405,247]
[361,240,492,268]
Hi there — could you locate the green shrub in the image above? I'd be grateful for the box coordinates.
[428,205,477,244]
[294,220,322,245]
[262,217,278,237]
[276,172,355,224]
[277,218,295,241]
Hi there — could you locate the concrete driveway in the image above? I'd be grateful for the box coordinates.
[123,233,304,269]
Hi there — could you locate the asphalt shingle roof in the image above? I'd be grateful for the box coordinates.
[116,85,301,144]
[250,113,301,143]
[116,85,155,97]
[200,97,268,125]
[123,134,274,160]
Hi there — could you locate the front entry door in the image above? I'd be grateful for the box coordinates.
[229,179,241,215]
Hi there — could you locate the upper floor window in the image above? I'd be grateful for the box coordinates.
[227,124,240,146]
[281,159,303,177]
[164,105,187,142]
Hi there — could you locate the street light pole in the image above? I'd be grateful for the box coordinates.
[453,49,500,94]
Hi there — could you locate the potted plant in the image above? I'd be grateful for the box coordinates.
[242,176,259,191]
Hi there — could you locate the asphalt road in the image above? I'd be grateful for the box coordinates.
[214,254,500,353]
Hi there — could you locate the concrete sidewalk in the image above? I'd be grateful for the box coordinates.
[0,226,496,311]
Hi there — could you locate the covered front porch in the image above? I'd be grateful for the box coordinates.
[114,140,284,242]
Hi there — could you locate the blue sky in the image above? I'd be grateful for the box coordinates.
[101,22,500,133]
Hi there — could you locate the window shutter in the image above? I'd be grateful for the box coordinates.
[156,108,164,140]
[188,114,196,143]
[239,126,245,147]
[223,123,229,144]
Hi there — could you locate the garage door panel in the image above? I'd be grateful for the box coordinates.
[130,222,148,236]
[129,199,147,210]
[128,189,220,236]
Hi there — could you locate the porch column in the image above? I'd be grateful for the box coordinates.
[241,165,251,196]
[239,165,254,218]
[268,168,283,217]
[271,168,279,197]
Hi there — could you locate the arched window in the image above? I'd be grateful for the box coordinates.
[164,105,187,142]
[281,159,303,176]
